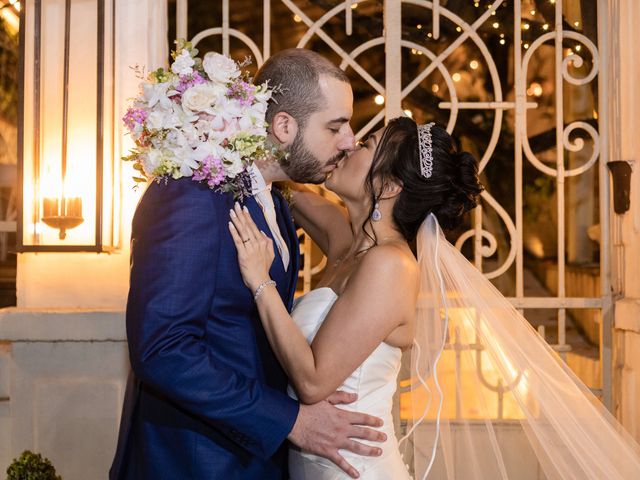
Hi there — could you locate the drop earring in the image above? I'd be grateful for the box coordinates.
[372,202,382,221]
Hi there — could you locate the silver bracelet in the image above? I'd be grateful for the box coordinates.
[253,280,276,300]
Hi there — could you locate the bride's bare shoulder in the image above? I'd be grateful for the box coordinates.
[355,243,419,286]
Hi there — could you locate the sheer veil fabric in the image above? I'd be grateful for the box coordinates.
[399,214,640,479]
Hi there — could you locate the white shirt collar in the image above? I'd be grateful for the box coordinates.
[248,163,272,196]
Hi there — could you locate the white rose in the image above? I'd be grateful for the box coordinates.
[202,52,240,84]
[222,149,244,178]
[181,83,224,116]
[171,50,195,76]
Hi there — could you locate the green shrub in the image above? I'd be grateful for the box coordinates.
[6,451,61,480]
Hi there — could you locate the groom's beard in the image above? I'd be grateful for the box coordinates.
[281,130,343,184]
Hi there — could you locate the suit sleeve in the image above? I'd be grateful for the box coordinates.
[126,180,299,460]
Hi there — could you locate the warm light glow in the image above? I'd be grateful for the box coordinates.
[399,305,528,421]
[523,23,530,30]
[293,14,302,22]
[351,2,358,8]
[452,72,461,82]
[427,32,432,38]
[456,26,462,32]
[500,39,506,45]
[474,1,479,6]
[403,109,413,118]
[523,43,530,49]
[593,110,599,119]
[432,84,439,93]
[492,22,499,28]
[527,82,543,97]
[469,60,479,70]
[543,23,549,30]
[574,21,580,27]
[374,94,385,105]
[575,45,582,52]
[530,10,536,15]
[417,24,422,29]
[0,3,19,33]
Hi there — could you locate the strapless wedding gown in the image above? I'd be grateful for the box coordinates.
[288,287,411,480]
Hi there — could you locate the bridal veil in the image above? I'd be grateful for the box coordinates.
[398,214,640,479]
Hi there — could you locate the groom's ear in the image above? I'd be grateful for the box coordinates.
[271,111,299,146]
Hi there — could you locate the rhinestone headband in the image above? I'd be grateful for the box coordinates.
[417,122,435,178]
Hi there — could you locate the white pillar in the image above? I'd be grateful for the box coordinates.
[608,0,640,441]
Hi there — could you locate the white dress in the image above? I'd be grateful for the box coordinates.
[287,287,411,480]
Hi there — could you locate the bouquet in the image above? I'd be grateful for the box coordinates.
[122,40,280,198]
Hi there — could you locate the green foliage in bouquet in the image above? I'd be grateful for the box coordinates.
[5,451,62,480]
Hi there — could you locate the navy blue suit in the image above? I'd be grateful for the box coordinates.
[110,178,300,479]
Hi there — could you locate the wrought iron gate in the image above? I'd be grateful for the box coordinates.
[173,0,612,411]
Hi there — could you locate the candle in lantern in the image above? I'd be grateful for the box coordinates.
[43,197,60,218]
[65,197,83,218]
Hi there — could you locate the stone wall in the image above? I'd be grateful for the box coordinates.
[0,310,128,478]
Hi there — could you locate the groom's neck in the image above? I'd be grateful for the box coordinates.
[254,160,288,185]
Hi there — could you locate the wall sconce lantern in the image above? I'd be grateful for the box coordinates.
[18,0,117,252]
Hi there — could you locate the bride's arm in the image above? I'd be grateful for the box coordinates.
[285,183,352,258]
[229,205,418,404]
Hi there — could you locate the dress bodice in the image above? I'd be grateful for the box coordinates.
[288,288,410,479]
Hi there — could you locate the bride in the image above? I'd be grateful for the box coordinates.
[229,118,640,479]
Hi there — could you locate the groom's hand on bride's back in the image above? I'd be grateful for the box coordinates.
[287,391,386,479]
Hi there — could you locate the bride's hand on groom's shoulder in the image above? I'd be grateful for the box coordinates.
[228,202,275,292]
[288,391,387,479]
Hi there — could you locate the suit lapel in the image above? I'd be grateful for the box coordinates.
[271,190,299,308]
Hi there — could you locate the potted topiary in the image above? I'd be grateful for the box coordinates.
[6,450,62,480]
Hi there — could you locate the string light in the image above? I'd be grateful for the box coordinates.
[523,23,530,30]
[530,10,536,15]
[500,33,505,38]
[523,43,530,49]
[293,14,302,22]
[374,94,385,105]
[474,1,479,7]
[500,39,506,45]
[542,23,549,30]
[493,22,499,28]
[456,26,462,32]
[574,21,580,27]
[351,2,358,9]
[575,45,582,52]
[469,60,479,70]
[527,82,543,97]
[427,32,432,38]
[452,73,461,82]
[404,109,413,118]
[417,24,422,29]
[432,84,440,93]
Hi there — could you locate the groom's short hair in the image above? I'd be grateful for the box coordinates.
[255,48,350,131]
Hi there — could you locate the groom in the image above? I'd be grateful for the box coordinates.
[110,49,385,479]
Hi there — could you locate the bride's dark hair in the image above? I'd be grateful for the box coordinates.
[364,117,483,243]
